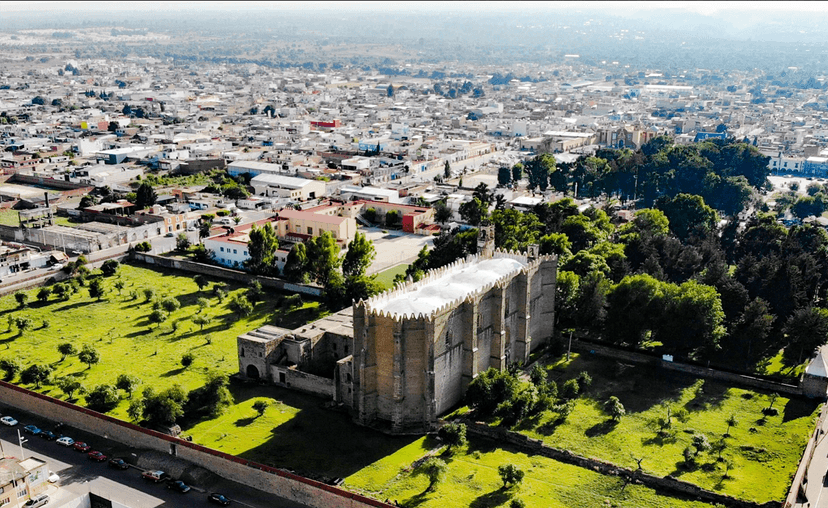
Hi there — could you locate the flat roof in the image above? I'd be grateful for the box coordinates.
[250,173,314,188]
[372,257,526,317]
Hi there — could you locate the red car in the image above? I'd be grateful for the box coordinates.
[88,451,107,462]
[73,442,91,452]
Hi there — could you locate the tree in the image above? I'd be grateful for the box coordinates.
[434,202,453,225]
[512,163,523,183]
[15,317,33,335]
[466,367,520,417]
[148,309,166,328]
[229,294,253,318]
[342,232,376,278]
[783,307,828,365]
[135,182,157,209]
[0,359,21,381]
[185,371,233,418]
[420,457,447,492]
[181,352,195,368]
[88,278,106,300]
[498,166,512,186]
[459,197,489,226]
[444,160,452,179]
[529,363,547,387]
[193,315,213,332]
[52,283,70,301]
[143,288,155,302]
[725,414,738,437]
[283,243,309,283]
[86,384,120,413]
[526,154,556,192]
[36,287,51,303]
[193,274,209,291]
[57,342,77,361]
[252,400,269,417]
[20,364,51,388]
[438,422,467,452]
[306,232,341,285]
[175,233,191,252]
[498,464,525,488]
[561,379,580,399]
[655,193,718,242]
[101,259,119,276]
[604,396,626,421]
[385,210,400,227]
[244,223,279,275]
[160,296,181,316]
[56,377,82,400]
[14,291,28,308]
[140,385,188,425]
[127,399,143,422]
[113,280,125,295]
[78,344,100,369]
[689,434,711,460]
[116,374,141,398]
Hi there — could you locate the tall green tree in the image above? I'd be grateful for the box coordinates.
[655,193,718,242]
[283,243,309,283]
[135,182,157,209]
[783,307,828,366]
[244,223,279,275]
[526,154,556,192]
[342,232,376,278]
[306,232,341,285]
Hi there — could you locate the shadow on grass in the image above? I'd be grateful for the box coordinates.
[469,487,512,508]
[782,397,821,423]
[234,416,257,427]
[53,300,96,312]
[585,419,619,437]
[160,367,186,378]
[683,379,729,413]
[642,431,679,447]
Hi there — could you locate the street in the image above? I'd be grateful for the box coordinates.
[0,404,308,508]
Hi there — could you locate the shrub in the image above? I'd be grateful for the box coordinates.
[101,260,120,276]
[181,352,195,368]
[561,378,580,399]
[498,463,525,488]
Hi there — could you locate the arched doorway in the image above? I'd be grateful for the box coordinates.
[246,365,260,379]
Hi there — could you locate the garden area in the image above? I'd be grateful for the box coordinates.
[0,262,327,422]
[451,353,819,504]
[344,434,719,508]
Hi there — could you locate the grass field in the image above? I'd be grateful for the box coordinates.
[500,354,819,504]
[0,208,80,228]
[0,263,328,422]
[374,263,409,290]
[344,436,719,508]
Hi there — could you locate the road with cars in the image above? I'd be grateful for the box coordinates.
[0,405,311,508]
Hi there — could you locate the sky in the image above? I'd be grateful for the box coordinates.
[3,1,828,15]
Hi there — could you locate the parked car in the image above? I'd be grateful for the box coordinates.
[1,416,18,426]
[56,436,74,447]
[23,425,41,436]
[141,470,170,483]
[73,442,91,452]
[47,471,59,483]
[87,451,107,462]
[24,494,49,507]
[208,493,232,506]
[108,458,129,470]
[167,480,191,493]
[39,430,57,441]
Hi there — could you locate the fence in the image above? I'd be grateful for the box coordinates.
[0,380,391,508]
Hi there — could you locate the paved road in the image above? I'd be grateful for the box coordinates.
[0,405,308,508]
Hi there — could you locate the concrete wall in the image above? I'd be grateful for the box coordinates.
[571,339,803,397]
[0,381,390,508]
[273,367,336,398]
[463,421,779,508]
[131,252,323,297]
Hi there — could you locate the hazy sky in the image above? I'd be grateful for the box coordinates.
[3,1,828,15]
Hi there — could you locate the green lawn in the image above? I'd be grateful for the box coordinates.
[1,263,328,422]
[345,437,718,508]
[0,208,80,228]
[499,354,819,504]
[374,264,409,290]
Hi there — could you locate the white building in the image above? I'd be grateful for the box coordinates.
[250,174,325,201]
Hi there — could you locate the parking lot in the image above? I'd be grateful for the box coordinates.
[361,226,434,275]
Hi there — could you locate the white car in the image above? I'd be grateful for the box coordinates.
[0,416,17,426]
[48,471,59,483]
[56,436,74,447]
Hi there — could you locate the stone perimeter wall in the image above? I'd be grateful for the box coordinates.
[463,421,780,508]
[0,380,390,508]
[131,252,323,297]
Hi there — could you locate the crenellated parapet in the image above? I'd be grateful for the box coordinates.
[353,250,557,323]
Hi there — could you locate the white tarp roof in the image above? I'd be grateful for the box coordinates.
[374,257,526,317]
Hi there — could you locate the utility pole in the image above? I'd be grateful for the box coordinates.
[567,330,573,361]
[17,429,27,460]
